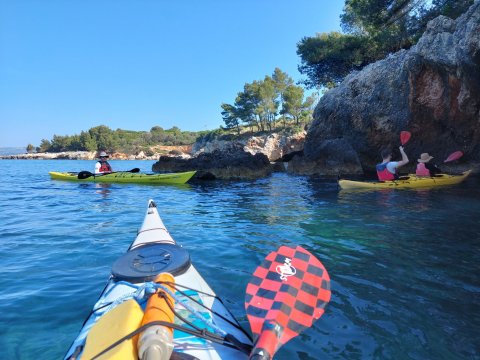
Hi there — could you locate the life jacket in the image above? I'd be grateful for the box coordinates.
[416,162,430,176]
[98,161,112,173]
[376,163,395,181]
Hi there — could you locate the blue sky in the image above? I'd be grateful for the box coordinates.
[0,0,344,147]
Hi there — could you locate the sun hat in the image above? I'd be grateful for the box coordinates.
[98,151,109,158]
[418,153,433,163]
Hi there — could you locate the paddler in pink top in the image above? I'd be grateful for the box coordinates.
[416,153,442,176]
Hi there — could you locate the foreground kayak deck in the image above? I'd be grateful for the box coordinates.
[65,200,251,360]
[49,170,196,184]
[339,170,472,190]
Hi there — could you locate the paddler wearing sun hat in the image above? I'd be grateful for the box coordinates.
[94,151,113,174]
[416,152,442,176]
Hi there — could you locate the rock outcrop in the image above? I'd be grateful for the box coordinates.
[152,143,272,180]
[153,132,304,180]
[192,132,306,162]
[290,2,480,176]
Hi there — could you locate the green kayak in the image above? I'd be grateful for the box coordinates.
[49,170,196,184]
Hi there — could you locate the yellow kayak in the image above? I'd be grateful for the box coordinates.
[338,170,471,190]
[49,170,196,184]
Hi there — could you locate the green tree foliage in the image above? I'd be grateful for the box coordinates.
[282,85,304,125]
[36,124,199,153]
[256,76,278,131]
[221,68,313,134]
[281,87,318,126]
[50,135,73,152]
[88,125,119,152]
[272,68,294,98]
[79,131,97,151]
[38,139,51,152]
[298,32,373,89]
[233,83,260,131]
[221,103,241,135]
[26,144,35,153]
[297,0,474,88]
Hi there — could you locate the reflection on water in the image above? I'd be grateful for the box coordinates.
[94,183,112,198]
[0,161,479,360]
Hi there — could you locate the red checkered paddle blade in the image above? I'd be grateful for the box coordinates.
[245,246,331,358]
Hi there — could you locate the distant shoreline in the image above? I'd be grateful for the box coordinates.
[0,151,160,161]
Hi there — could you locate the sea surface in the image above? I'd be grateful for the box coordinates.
[0,160,479,360]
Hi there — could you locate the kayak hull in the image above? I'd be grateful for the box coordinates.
[64,200,251,360]
[339,170,472,190]
[49,170,196,184]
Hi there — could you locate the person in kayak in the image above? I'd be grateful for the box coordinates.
[94,151,113,174]
[416,152,442,176]
[376,146,409,181]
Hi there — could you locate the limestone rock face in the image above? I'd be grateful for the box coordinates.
[192,132,306,162]
[158,132,305,179]
[244,132,306,161]
[291,2,480,175]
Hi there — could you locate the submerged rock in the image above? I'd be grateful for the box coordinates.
[292,2,480,176]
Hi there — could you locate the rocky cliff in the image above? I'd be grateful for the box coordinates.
[151,132,305,179]
[192,132,306,162]
[290,2,480,176]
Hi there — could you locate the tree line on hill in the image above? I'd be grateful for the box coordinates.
[297,0,474,89]
[27,68,315,154]
[28,1,473,154]
[27,125,201,154]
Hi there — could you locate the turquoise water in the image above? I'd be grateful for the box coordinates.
[0,160,479,360]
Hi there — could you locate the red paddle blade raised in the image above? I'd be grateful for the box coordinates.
[400,131,411,145]
[444,151,463,163]
[245,246,331,359]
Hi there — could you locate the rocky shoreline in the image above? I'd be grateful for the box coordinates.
[1,151,159,160]
[0,145,193,161]
[2,132,306,180]
[152,132,306,179]
[4,4,479,180]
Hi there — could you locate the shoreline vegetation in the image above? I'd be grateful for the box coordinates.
[4,2,478,177]
[1,123,308,161]
[0,147,189,160]
[10,67,315,161]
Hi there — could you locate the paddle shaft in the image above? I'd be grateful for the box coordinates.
[249,321,282,360]
[77,168,140,179]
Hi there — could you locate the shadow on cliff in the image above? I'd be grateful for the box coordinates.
[289,2,480,177]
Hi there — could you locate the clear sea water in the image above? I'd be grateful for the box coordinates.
[0,160,479,360]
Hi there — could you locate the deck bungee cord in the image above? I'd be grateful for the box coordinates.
[68,280,253,360]
[64,200,331,360]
